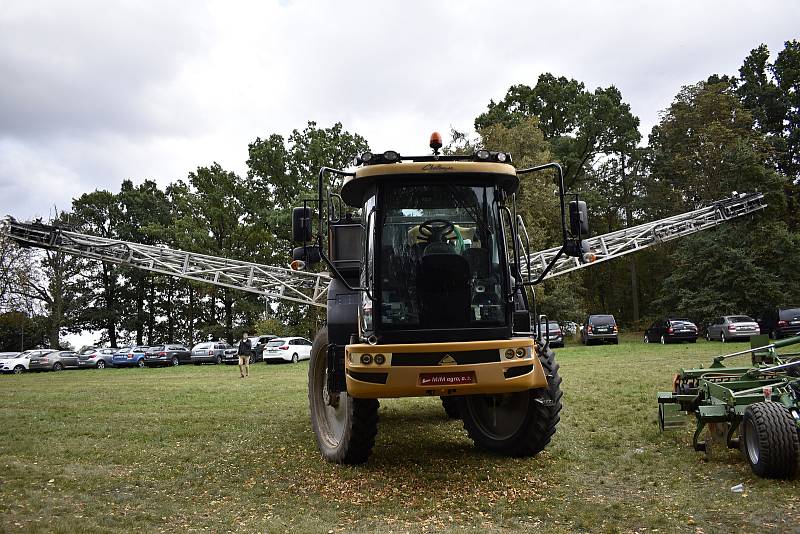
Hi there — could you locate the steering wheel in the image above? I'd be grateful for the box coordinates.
[419,219,455,244]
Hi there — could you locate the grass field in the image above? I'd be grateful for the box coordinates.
[1,334,798,533]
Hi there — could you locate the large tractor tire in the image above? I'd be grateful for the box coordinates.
[308,326,379,464]
[459,345,562,456]
[740,401,799,479]
[440,396,461,419]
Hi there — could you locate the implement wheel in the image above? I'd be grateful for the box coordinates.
[308,326,379,464]
[440,396,461,419]
[459,345,562,456]
[740,402,799,479]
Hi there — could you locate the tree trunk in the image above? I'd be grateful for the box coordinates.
[135,275,145,345]
[102,262,118,347]
[188,283,195,347]
[166,278,174,341]
[147,278,155,344]
[621,152,640,323]
[224,288,233,344]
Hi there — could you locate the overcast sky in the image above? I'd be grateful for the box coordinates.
[1,0,798,221]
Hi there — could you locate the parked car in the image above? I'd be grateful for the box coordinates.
[112,346,148,368]
[191,341,236,365]
[581,315,618,345]
[247,335,277,363]
[29,350,79,371]
[263,337,313,363]
[220,342,243,364]
[706,315,760,342]
[144,344,192,367]
[77,347,116,369]
[538,321,564,348]
[1,351,33,374]
[645,318,698,344]
[757,307,800,340]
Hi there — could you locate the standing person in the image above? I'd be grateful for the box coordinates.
[237,332,252,378]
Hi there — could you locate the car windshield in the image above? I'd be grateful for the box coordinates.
[267,340,286,347]
[375,183,507,330]
[132,346,148,352]
[148,345,165,352]
[116,347,131,353]
[670,319,695,326]
[729,316,755,323]
[193,343,214,350]
[590,316,615,326]
[540,322,560,330]
[778,308,800,320]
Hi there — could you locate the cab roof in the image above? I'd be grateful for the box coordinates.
[340,161,518,207]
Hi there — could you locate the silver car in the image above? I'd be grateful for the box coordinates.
[191,341,235,365]
[77,347,116,369]
[706,315,760,342]
[28,350,79,371]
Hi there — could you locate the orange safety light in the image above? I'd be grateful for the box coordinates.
[429,131,443,153]
[290,259,305,271]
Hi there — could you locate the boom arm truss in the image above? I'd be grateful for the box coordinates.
[0,218,330,308]
[2,192,766,308]
[522,192,767,282]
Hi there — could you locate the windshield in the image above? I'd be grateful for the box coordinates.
[729,316,754,323]
[80,348,96,355]
[540,321,561,330]
[376,183,506,329]
[267,340,286,347]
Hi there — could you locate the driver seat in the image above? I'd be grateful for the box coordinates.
[417,253,471,327]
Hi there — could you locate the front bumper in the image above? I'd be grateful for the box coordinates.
[344,339,547,399]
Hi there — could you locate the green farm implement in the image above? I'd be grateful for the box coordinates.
[658,334,800,478]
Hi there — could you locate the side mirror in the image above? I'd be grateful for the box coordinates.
[292,207,313,243]
[292,245,321,264]
[568,200,589,236]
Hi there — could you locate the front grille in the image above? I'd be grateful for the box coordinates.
[391,349,500,367]
[347,371,388,384]
[504,364,533,379]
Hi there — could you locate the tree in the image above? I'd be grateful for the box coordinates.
[646,79,794,322]
[71,190,124,346]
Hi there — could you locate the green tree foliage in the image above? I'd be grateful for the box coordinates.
[0,311,47,351]
[647,79,796,324]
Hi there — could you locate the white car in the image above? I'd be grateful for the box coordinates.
[263,337,313,363]
[1,351,34,374]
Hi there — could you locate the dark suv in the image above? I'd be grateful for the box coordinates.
[758,307,800,339]
[581,315,618,345]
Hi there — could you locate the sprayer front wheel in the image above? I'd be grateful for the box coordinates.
[460,346,562,456]
[308,326,379,464]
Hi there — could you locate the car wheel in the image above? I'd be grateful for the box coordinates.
[643,335,649,344]
[13,365,24,374]
[705,332,710,341]
[96,360,106,369]
[292,353,299,363]
[721,332,726,343]
[137,359,145,368]
[215,355,222,365]
[53,362,63,372]
[249,355,255,365]
[660,335,666,345]
[170,356,179,366]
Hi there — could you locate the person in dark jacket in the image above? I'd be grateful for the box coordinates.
[237,333,252,378]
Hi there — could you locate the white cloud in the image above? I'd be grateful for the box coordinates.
[1,0,798,218]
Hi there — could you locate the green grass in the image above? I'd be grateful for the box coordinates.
[1,334,798,533]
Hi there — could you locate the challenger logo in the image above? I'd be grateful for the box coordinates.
[438,354,457,366]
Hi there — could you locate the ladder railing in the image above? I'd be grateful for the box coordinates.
[522,192,767,281]
[0,218,330,308]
